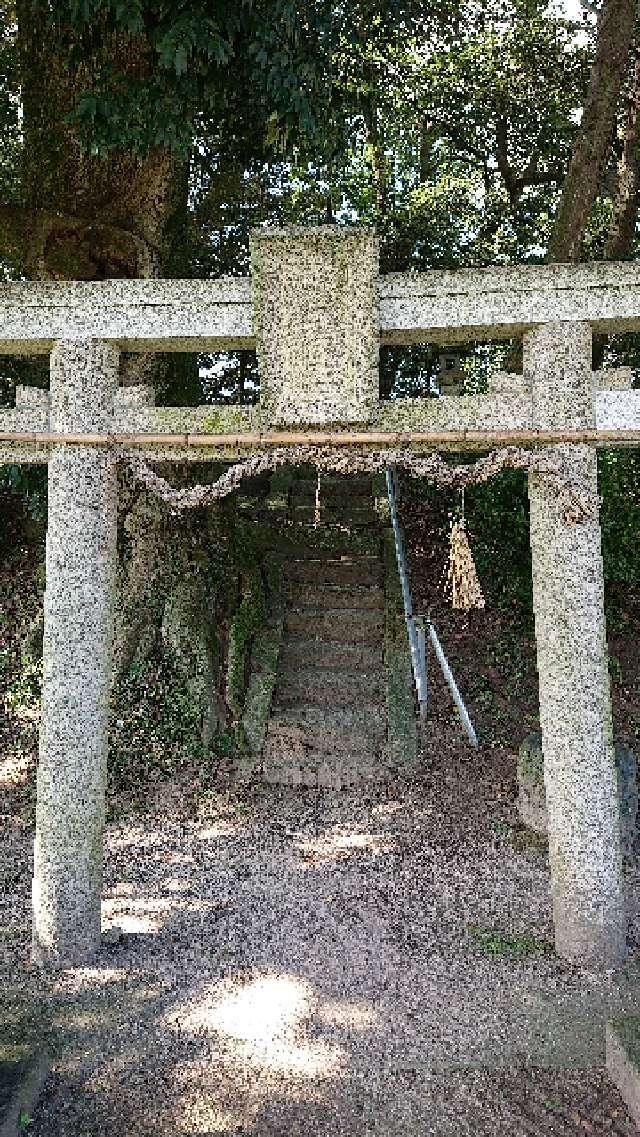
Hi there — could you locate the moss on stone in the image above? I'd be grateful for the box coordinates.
[518,731,544,782]
[241,603,284,762]
[610,1016,640,1068]
[226,570,268,718]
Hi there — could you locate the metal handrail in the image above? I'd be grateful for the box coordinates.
[385,467,478,746]
[427,621,478,747]
[385,468,428,718]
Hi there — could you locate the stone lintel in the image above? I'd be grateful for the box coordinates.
[490,367,635,394]
[2,260,640,352]
[0,277,254,354]
[115,384,155,407]
[1,389,640,465]
[16,384,50,407]
[380,261,640,345]
[112,403,258,434]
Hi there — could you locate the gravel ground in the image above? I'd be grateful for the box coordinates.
[3,716,640,1136]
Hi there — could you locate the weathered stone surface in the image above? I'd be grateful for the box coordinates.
[276,667,385,708]
[284,582,385,611]
[380,260,640,345]
[2,376,638,470]
[376,393,533,433]
[258,470,417,786]
[251,226,379,425]
[114,383,155,407]
[0,276,254,354]
[606,1018,640,1126]
[489,367,634,396]
[525,321,627,968]
[283,555,382,587]
[4,260,640,355]
[15,384,50,408]
[594,368,634,390]
[32,339,119,968]
[517,731,638,856]
[596,390,640,432]
[279,639,383,672]
[241,605,284,762]
[516,732,548,836]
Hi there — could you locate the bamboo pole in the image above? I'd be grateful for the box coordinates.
[0,427,639,447]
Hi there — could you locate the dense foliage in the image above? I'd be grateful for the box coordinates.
[1,0,639,612]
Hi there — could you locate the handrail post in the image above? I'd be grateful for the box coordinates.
[414,617,428,720]
[427,621,478,747]
[385,468,428,718]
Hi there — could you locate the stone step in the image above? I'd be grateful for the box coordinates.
[293,476,373,497]
[262,755,391,788]
[284,608,384,644]
[279,639,383,672]
[265,705,387,744]
[263,726,383,773]
[276,528,382,558]
[284,556,382,587]
[291,505,378,526]
[275,667,385,708]
[284,583,384,611]
[291,486,374,505]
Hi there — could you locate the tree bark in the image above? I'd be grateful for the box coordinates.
[14,3,184,280]
[12,4,193,678]
[547,0,637,263]
[605,43,640,260]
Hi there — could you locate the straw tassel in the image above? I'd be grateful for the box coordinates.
[446,495,485,610]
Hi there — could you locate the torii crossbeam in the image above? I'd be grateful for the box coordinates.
[1,226,639,971]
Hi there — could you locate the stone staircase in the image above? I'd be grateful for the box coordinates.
[261,472,403,788]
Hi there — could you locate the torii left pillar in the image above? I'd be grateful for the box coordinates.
[32,340,119,968]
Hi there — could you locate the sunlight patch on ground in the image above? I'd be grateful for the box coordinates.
[0,750,32,787]
[294,829,394,861]
[164,876,191,893]
[209,974,310,1043]
[198,821,243,839]
[317,998,378,1030]
[110,880,137,897]
[102,896,177,934]
[102,895,228,935]
[372,801,403,817]
[165,973,347,1077]
[107,827,170,852]
[50,966,129,1000]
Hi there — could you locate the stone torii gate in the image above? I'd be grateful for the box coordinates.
[1,226,640,972]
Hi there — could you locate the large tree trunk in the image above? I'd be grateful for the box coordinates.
[605,43,640,260]
[593,44,640,367]
[13,3,182,281]
[547,0,637,263]
[11,5,192,678]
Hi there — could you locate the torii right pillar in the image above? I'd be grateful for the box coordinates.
[525,320,627,969]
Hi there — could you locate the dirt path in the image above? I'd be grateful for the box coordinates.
[3,722,640,1136]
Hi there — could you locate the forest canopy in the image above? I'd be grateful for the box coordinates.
[0,0,639,603]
